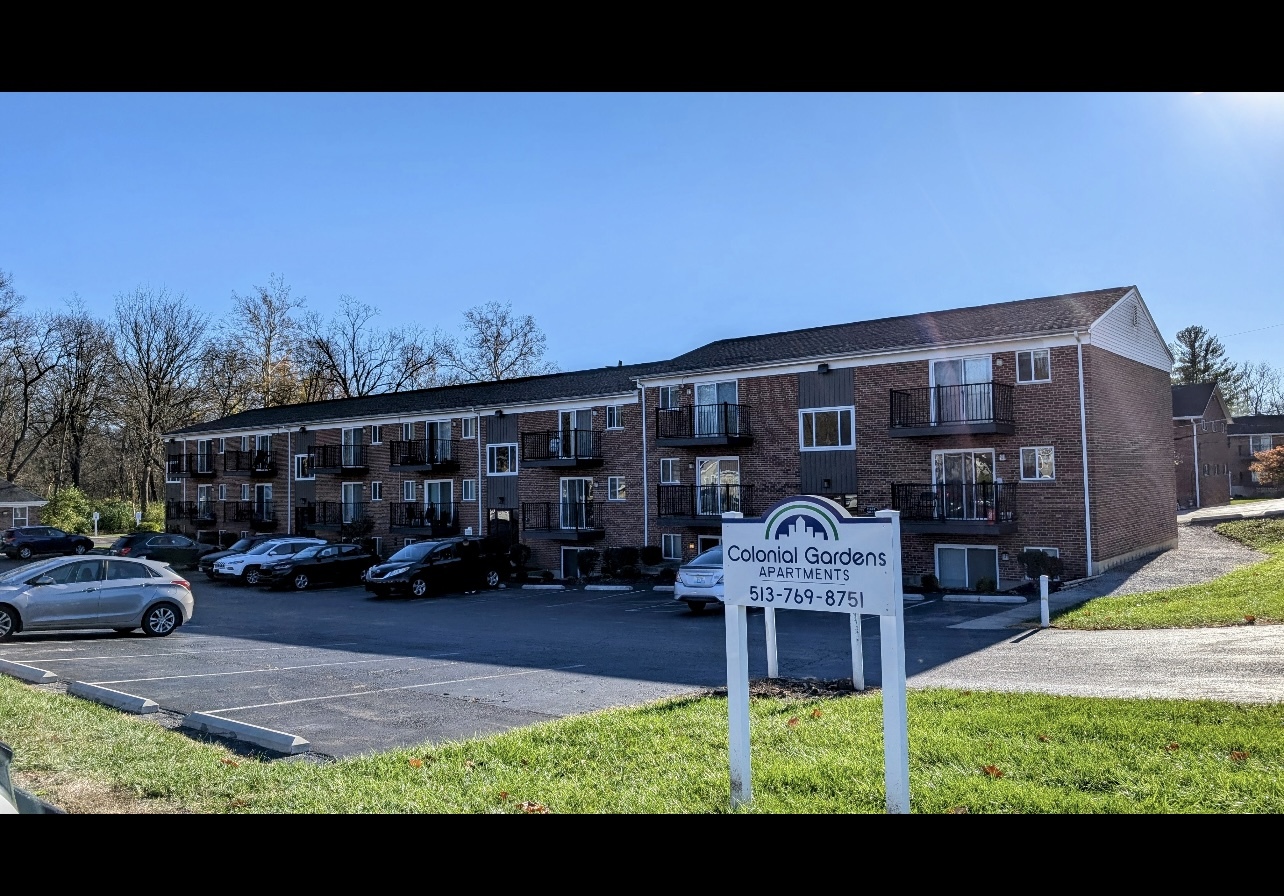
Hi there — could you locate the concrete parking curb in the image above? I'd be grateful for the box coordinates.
[942,593,1027,604]
[652,585,675,592]
[0,659,58,684]
[182,712,311,754]
[68,681,159,714]
[520,584,566,590]
[585,585,633,591]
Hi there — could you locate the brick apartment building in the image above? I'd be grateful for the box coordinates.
[1171,382,1234,510]
[165,285,1178,590]
[1228,414,1284,498]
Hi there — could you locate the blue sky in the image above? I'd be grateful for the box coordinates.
[3,92,1281,372]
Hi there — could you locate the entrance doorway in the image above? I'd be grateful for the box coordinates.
[935,545,999,591]
[697,535,721,554]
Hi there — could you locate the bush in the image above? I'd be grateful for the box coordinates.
[639,544,663,566]
[94,499,137,534]
[617,565,640,581]
[618,546,640,567]
[1017,549,1064,581]
[143,502,165,529]
[540,570,554,582]
[656,567,676,585]
[41,486,93,534]
[135,521,163,533]
[974,577,997,593]
[577,549,600,577]
[920,573,940,592]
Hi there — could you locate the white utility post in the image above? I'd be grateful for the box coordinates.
[850,613,865,691]
[1039,574,1050,628]
[764,607,779,679]
[92,511,99,537]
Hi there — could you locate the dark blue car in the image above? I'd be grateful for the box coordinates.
[2,526,95,561]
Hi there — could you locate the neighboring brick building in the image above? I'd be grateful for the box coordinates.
[0,482,46,530]
[165,285,1179,588]
[1228,414,1284,498]
[1171,383,1234,510]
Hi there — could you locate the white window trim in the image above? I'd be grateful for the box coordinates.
[294,454,314,481]
[218,485,227,501]
[371,481,383,502]
[217,438,225,454]
[240,484,251,501]
[661,533,682,560]
[462,479,478,502]
[1015,348,1052,384]
[371,425,383,445]
[1023,546,1060,558]
[403,480,417,502]
[658,385,681,410]
[487,443,519,476]
[659,458,679,484]
[607,476,626,501]
[606,406,624,429]
[462,417,477,439]
[798,406,856,451]
[928,354,993,391]
[934,544,1000,589]
[1020,446,1056,481]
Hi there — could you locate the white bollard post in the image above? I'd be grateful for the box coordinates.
[764,607,779,679]
[725,602,752,808]
[850,612,865,690]
[1039,574,1050,628]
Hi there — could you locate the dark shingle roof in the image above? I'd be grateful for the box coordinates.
[168,362,663,437]
[1171,383,1217,419]
[0,482,46,505]
[640,287,1135,377]
[1228,415,1284,436]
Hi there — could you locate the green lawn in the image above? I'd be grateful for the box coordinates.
[4,675,1282,814]
[1053,520,1284,630]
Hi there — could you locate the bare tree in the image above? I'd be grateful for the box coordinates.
[47,299,115,489]
[1,309,65,483]
[441,300,557,383]
[224,273,306,408]
[1236,361,1284,416]
[295,295,443,398]
[0,268,20,324]
[112,286,210,512]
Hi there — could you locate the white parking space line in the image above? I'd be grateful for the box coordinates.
[4,641,369,664]
[89,657,422,685]
[625,602,683,612]
[206,664,588,713]
[542,592,643,608]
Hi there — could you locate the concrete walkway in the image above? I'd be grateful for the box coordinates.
[1177,496,1284,526]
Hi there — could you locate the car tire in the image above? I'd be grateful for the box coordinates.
[141,603,180,637]
[17,546,32,560]
[409,576,429,598]
[485,568,501,589]
[0,605,17,641]
[293,572,309,591]
[242,567,262,586]
[685,601,708,615]
[73,544,89,555]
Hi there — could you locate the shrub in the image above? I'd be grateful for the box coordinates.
[577,549,600,577]
[656,567,676,585]
[135,521,163,533]
[1017,549,1064,581]
[540,570,555,582]
[41,486,93,534]
[618,564,640,581]
[639,545,663,566]
[617,546,639,567]
[974,577,997,593]
[509,543,532,569]
[143,502,165,529]
[94,499,137,534]
[920,573,940,592]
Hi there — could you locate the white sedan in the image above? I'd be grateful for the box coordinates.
[673,545,724,614]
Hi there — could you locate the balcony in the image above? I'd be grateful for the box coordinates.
[888,382,1014,438]
[166,454,188,478]
[521,501,606,541]
[520,429,604,468]
[302,501,367,530]
[309,445,369,474]
[388,439,460,473]
[224,449,277,478]
[656,484,755,528]
[655,403,753,447]
[189,453,219,478]
[890,482,1018,534]
[224,500,278,531]
[389,501,461,537]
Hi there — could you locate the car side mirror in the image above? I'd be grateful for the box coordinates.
[29,576,56,586]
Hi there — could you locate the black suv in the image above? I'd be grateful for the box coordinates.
[107,532,216,570]
[364,535,511,598]
[2,526,95,561]
[197,534,280,579]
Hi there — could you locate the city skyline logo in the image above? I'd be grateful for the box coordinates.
[763,498,843,542]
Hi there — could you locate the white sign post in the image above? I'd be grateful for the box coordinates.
[722,496,909,813]
[92,511,100,537]
[134,511,143,526]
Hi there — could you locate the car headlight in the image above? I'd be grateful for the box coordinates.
[381,564,412,578]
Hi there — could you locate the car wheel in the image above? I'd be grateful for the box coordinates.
[0,605,17,641]
[685,601,708,615]
[17,546,32,560]
[485,568,501,589]
[142,603,180,637]
[409,576,429,598]
[293,572,310,591]
[243,567,262,586]
[73,543,89,555]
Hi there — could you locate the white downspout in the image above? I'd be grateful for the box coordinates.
[1192,422,1201,509]
[1075,332,1094,576]
[474,409,483,536]
[640,382,649,546]
[286,429,293,534]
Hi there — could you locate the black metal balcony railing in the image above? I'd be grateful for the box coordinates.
[195,500,217,522]
[889,382,1014,432]
[521,501,606,533]
[190,452,219,476]
[224,500,277,528]
[520,429,604,465]
[655,403,752,443]
[388,439,459,470]
[657,484,754,519]
[890,482,1017,525]
[305,501,367,527]
[389,501,460,536]
[166,454,187,477]
[310,445,367,470]
[223,449,277,476]
[166,500,218,523]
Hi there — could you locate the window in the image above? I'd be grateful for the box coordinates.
[462,417,476,439]
[606,406,623,429]
[1203,463,1210,476]
[403,422,414,442]
[255,434,272,453]
[608,476,626,501]
[403,480,416,502]
[462,479,477,502]
[372,537,383,558]
[1250,435,1272,455]
[660,458,679,484]
[241,483,251,501]
[12,507,27,527]
[658,386,680,410]
[662,534,682,560]
[217,438,225,454]
[1016,349,1051,384]
[295,454,314,480]
[166,461,180,484]
[799,407,854,450]
[1021,446,1055,480]
[1024,546,1059,558]
[488,443,518,475]
[371,481,383,502]
[218,485,227,501]
[371,425,383,445]
[241,436,249,451]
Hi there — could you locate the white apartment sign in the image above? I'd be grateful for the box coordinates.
[721,496,909,813]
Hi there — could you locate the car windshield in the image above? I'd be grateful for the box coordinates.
[0,559,63,582]
[244,542,280,555]
[228,539,255,552]
[687,546,723,567]
[293,546,323,559]
[386,542,441,563]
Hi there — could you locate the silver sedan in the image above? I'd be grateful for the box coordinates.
[0,556,194,641]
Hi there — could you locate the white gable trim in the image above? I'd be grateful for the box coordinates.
[1087,288,1174,373]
